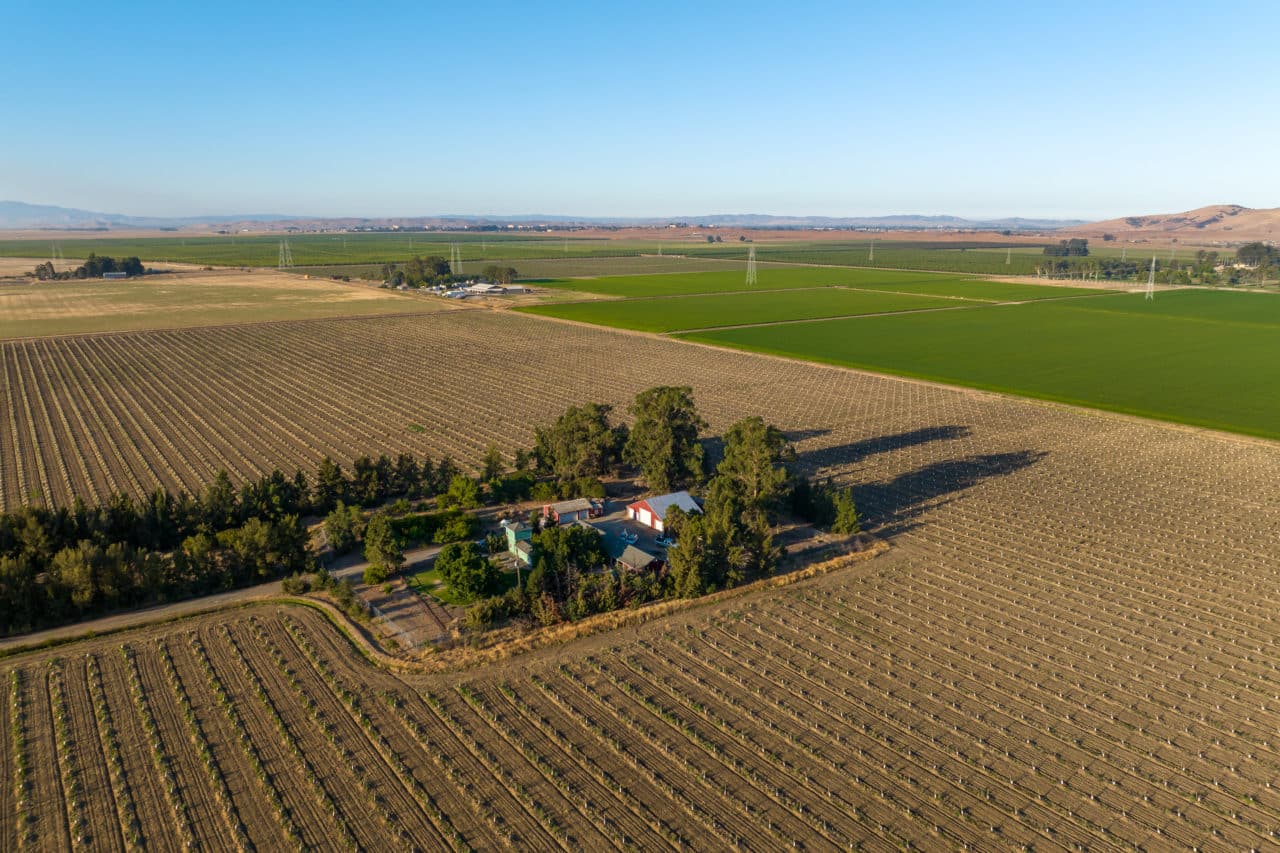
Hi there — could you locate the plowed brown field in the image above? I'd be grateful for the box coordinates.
[4,308,1280,848]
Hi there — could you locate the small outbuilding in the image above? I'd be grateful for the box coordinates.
[625,491,701,533]
[542,497,604,525]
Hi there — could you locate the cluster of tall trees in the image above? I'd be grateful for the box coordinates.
[0,469,314,636]
[664,416,792,597]
[380,255,452,287]
[469,389,863,629]
[1043,239,1089,257]
[1237,242,1277,268]
[32,254,145,280]
[531,386,709,495]
[0,445,502,637]
[481,264,518,285]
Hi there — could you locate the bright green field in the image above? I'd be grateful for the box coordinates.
[679,290,1280,440]
[519,288,968,332]
[536,267,982,298]
[846,278,1108,301]
[2,233,1230,278]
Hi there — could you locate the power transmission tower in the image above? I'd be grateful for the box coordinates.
[1120,246,1127,262]
[1006,247,1012,265]
[450,243,463,275]
[278,240,293,269]
[868,240,875,263]
[657,242,662,257]
[745,245,758,286]
[1145,255,1156,301]
[51,242,65,271]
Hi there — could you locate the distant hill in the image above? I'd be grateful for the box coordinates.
[0,201,1084,233]
[0,201,294,230]
[1064,204,1280,244]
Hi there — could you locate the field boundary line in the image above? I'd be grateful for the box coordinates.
[480,305,1280,450]
[662,321,1280,449]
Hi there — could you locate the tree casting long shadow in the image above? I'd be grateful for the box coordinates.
[855,449,1048,539]
[796,424,973,470]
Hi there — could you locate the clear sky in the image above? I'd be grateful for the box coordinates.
[3,0,1278,220]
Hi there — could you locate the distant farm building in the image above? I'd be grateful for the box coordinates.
[102,271,129,280]
[542,497,604,525]
[626,491,701,533]
[465,282,506,295]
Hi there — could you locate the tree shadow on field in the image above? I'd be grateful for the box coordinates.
[796,424,972,470]
[855,449,1048,539]
[782,428,833,444]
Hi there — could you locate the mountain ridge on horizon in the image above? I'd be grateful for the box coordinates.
[5,200,1276,241]
[0,200,1086,233]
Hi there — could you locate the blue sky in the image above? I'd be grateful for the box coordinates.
[3,0,1278,219]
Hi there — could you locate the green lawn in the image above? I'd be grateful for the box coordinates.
[678,290,1280,440]
[519,287,970,332]
[409,565,518,606]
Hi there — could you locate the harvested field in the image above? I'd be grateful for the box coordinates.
[5,307,1280,846]
[0,268,447,339]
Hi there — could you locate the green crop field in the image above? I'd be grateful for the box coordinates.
[678,289,1280,440]
[1,232,1222,279]
[0,232,647,267]
[518,287,969,332]
[841,278,1109,301]
[532,266,988,298]
[520,269,1111,332]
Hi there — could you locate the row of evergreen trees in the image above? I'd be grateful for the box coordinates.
[0,449,478,637]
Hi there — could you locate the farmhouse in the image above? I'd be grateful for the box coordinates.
[500,518,534,565]
[626,491,701,533]
[466,282,506,295]
[542,497,604,524]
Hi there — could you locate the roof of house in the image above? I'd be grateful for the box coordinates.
[514,540,532,555]
[547,497,596,514]
[627,490,701,521]
[614,543,661,571]
[501,519,529,532]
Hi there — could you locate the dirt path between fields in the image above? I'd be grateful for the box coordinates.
[0,581,285,653]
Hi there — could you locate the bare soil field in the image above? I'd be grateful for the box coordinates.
[0,258,216,279]
[5,309,1280,847]
[0,268,451,339]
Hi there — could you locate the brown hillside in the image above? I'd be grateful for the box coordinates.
[1064,204,1280,244]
